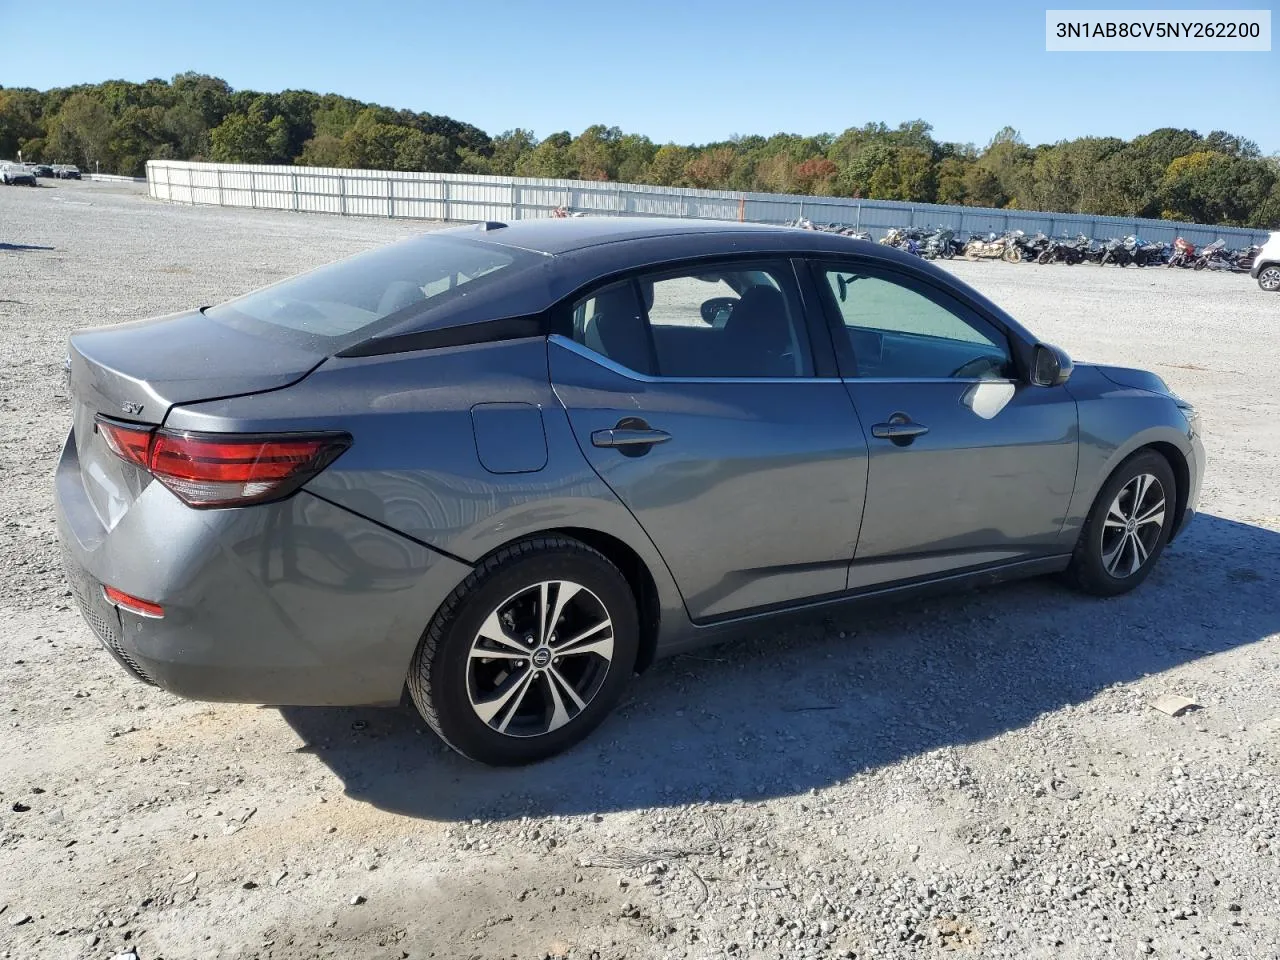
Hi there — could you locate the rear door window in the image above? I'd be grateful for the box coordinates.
[572,261,813,379]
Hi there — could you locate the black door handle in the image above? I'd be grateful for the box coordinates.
[591,427,672,449]
[871,413,929,445]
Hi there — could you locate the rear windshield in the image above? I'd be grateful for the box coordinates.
[205,233,539,350]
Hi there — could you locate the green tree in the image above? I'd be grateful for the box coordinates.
[570,124,622,180]
[517,131,574,178]
[47,91,112,168]
[209,111,283,164]
[0,88,43,159]
[935,156,970,205]
[487,128,537,175]
[647,144,691,186]
[297,133,344,167]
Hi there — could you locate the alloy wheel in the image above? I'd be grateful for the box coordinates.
[1260,266,1280,291]
[1100,473,1166,579]
[466,580,614,738]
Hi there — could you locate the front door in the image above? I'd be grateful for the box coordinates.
[549,259,869,620]
[810,261,1079,590]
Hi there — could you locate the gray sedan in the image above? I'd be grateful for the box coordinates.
[55,218,1204,765]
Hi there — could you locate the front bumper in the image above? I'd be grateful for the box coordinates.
[1173,431,1205,542]
[55,430,472,705]
[1252,259,1274,279]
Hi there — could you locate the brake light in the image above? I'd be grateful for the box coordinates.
[96,419,151,469]
[103,585,164,619]
[94,417,350,508]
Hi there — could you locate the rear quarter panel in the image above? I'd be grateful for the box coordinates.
[163,338,692,647]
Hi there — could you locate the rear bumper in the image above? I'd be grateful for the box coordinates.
[55,429,472,705]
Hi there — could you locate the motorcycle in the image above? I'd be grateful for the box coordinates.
[1036,234,1090,265]
[789,218,872,241]
[921,227,956,260]
[1192,238,1230,271]
[1015,232,1051,263]
[1100,237,1131,266]
[963,231,1024,263]
[1230,244,1260,272]
[1166,237,1196,268]
[1135,239,1167,266]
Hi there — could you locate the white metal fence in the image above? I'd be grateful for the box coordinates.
[146,160,1271,250]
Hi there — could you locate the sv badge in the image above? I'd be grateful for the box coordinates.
[121,401,145,416]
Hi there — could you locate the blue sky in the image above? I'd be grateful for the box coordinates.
[2,0,1276,152]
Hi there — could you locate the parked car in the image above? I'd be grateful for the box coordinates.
[56,218,1204,765]
[54,164,82,180]
[31,163,55,178]
[1,162,38,186]
[1251,231,1280,292]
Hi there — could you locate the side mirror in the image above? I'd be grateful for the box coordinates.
[1031,343,1073,387]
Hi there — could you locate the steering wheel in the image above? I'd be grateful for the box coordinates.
[950,356,1002,379]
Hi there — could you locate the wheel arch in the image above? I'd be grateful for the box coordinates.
[1083,438,1189,544]
[546,527,663,673]
[467,523,676,675]
[1145,440,1191,543]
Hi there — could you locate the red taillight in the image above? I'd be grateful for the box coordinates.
[95,417,350,508]
[103,585,164,619]
[96,419,152,469]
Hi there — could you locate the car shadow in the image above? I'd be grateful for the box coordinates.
[279,512,1278,822]
[0,242,55,252]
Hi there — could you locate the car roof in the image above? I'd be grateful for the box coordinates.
[436,216,798,256]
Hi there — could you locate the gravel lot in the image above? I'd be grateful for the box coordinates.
[2,179,1278,960]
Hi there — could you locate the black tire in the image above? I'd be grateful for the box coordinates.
[1256,265,1280,292]
[407,535,639,765]
[1065,449,1177,597]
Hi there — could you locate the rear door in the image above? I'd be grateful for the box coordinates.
[808,260,1079,589]
[549,258,869,621]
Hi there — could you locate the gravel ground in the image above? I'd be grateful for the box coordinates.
[2,179,1278,960]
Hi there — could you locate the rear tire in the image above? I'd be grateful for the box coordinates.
[1065,450,1176,597]
[407,536,639,765]
[1258,265,1280,292]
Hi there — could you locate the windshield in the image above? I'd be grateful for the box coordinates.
[205,233,539,350]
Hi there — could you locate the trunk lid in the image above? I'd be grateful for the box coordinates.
[67,308,325,529]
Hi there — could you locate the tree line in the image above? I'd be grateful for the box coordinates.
[2,73,1277,229]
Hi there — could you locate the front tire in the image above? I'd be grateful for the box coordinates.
[1066,450,1176,597]
[407,536,639,765]
[1258,265,1280,292]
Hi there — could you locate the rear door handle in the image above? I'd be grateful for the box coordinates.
[591,427,672,448]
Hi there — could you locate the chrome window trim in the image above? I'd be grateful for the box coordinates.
[549,335,1015,386]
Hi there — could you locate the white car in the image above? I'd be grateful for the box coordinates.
[1,162,38,186]
[1252,232,1280,292]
